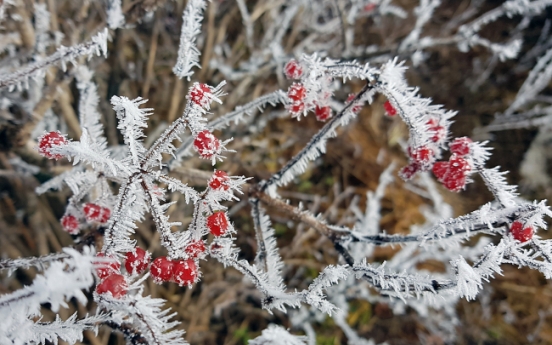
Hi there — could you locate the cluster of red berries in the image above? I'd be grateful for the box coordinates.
[193,130,221,159]
[287,82,307,115]
[38,131,68,160]
[63,204,110,233]
[150,256,199,286]
[432,137,473,192]
[94,249,148,298]
[284,60,333,121]
[400,145,435,180]
[60,203,111,234]
[189,83,212,107]
[510,221,534,243]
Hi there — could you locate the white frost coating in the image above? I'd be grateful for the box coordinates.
[0,247,97,345]
[248,324,307,345]
[0,28,109,90]
[106,0,125,29]
[173,0,207,80]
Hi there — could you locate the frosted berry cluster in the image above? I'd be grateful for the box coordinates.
[432,137,473,192]
[60,203,112,235]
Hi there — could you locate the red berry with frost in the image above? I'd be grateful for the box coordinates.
[189,83,212,107]
[510,221,533,243]
[38,131,67,160]
[432,161,449,180]
[409,146,433,165]
[442,174,466,192]
[193,130,221,159]
[399,163,420,180]
[315,106,332,122]
[450,137,472,156]
[185,239,206,258]
[448,155,471,173]
[96,274,127,298]
[150,256,174,284]
[172,259,198,286]
[289,102,305,115]
[209,170,230,191]
[284,60,303,79]
[288,83,306,102]
[384,100,397,116]
[207,211,229,237]
[347,94,362,114]
[125,247,151,275]
[61,215,79,234]
[94,253,121,279]
[83,203,111,223]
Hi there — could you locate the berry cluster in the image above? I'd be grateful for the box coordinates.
[150,256,198,286]
[432,137,473,192]
[83,203,111,223]
[38,131,68,160]
[510,221,534,243]
[94,248,151,298]
[60,203,112,234]
[193,130,221,159]
[287,83,307,116]
[400,145,435,180]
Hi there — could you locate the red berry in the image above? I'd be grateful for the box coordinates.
[510,221,533,243]
[61,215,79,234]
[172,259,198,286]
[209,170,231,191]
[150,256,174,284]
[432,161,449,180]
[288,83,306,103]
[315,106,332,122]
[125,247,151,275]
[189,83,212,107]
[399,163,420,180]
[442,174,466,192]
[193,130,221,159]
[96,274,127,298]
[384,100,397,116]
[409,146,433,165]
[346,94,362,114]
[448,155,471,173]
[38,131,67,159]
[207,211,229,237]
[83,203,111,223]
[185,239,206,258]
[289,102,305,115]
[94,253,121,279]
[284,60,303,79]
[450,137,472,156]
